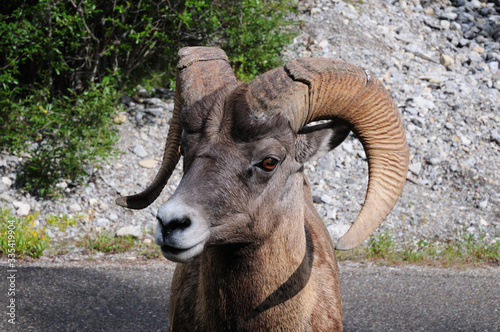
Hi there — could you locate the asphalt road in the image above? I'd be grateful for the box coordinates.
[1,260,499,331]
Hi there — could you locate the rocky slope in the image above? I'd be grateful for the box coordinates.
[286,0,500,243]
[1,0,499,260]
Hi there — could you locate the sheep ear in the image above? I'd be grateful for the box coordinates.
[295,121,350,164]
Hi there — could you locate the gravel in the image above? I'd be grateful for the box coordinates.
[1,0,499,261]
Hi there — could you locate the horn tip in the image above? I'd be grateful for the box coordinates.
[335,235,360,251]
[115,194,151,210]
[115,196,129,208]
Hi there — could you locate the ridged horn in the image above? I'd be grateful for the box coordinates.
[116,47,238,209]
[247,58,409,250]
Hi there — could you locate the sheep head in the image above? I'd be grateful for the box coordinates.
[116,47,409,258]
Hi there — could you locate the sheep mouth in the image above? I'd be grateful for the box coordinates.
[160,241,205,262]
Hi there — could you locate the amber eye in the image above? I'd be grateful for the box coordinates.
[260,157,279,172]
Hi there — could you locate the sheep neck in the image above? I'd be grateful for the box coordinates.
[198,183,311,329]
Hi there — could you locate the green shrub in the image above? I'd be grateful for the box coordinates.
[1,78,119,196]
[0,209,50,259]
[1,0,296,92]
[0,0,171,92]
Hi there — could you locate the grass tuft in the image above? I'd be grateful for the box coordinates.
[337,229,500,267]
[46,214,81,232]
[77,230,137,254]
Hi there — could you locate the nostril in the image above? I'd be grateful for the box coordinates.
[170,217,192,230]
[161,217,192,238]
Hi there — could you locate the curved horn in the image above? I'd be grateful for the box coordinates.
[247,58,409,250]
[116,47,238,209]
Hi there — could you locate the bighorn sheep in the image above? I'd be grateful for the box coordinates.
[116,47,409,331]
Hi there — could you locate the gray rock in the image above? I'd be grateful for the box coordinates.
[428,157,441,165]
[404,107,419,116]
[466,226,477,233]
[408,162,422,175]
[468,0,482,9]
[133,145,148,158]
[440,20,450,30]
[1,177,13,187]
[120,95,135,107]
[69,203,82,213]
[135,111,145,122]
[0,194,14,203]
[144,97,168,108]
[488,61,499,72]
[116,225,142,238]
[488,52,500,63]
[145,107,164,117]
[136,85,150,98]
[440,54,454,67]
[440,12,458,21]
[56,181,68,189]
[465,75,478,87]
[310,7,321,15]
[318,153,337,170]
[450,22,462,31]
[479,7,490,16]
[467,51,483,63]
[460,135,472,146]
[478,200,488,209]
[412,96,435,111]
[342,141,354,153]
[0,183,8,194]
[404,44,424,55]
[326,208,337,220]
[165,103,175,113]
[13,201,31,216]
[312,196,322,204]
[321,194,334,205]
[459,38,471,46]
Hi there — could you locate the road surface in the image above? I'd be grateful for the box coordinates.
[1,260,499,331]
